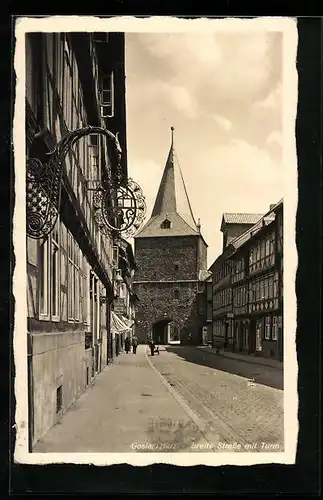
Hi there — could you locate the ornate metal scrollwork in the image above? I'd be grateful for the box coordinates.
[26,126,145,239]
[93,178,146,239]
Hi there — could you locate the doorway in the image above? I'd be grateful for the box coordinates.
[152,319,172,345]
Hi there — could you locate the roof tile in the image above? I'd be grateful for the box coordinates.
[222,213,264,225]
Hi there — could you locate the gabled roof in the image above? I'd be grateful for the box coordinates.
[209,199,284,270]
[136,212,199,238]
[228,210,277,252]
[135,127,201,240]
[221,213,264,231]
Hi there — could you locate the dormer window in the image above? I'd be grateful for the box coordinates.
[160,217,171,229]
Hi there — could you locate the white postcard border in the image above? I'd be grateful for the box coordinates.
[13,15,298,467]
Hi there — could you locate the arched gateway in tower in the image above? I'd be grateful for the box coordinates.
[133,128,208,345]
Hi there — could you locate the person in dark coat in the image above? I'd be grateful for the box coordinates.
[132,335,138,354]
[124,336,131,354]
[148,338,155,356]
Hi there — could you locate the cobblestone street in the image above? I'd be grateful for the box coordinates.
[151,346,284,452]
[33,345,284,454]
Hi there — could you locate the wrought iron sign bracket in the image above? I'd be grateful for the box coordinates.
[26,125,146,240]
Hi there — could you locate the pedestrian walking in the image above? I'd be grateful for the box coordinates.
[124,336,131,354]
[132,335,138,354]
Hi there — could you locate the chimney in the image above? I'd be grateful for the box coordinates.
[197,218,201,232]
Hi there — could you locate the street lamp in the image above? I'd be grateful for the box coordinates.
[113,268,123,298]
[26,125,146,240]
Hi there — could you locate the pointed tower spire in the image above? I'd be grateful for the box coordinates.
[135,128,199,238]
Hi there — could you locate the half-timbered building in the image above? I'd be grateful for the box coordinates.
[25,32,133,448]
[209,200,283,362]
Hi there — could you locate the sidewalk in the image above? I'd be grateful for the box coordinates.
[33,345,203,453]
[196,346,283,370]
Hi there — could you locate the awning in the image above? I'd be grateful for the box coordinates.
[111,311,132,334]
[121,316,135,329]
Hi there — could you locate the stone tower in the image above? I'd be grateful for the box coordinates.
[133,128,208,345]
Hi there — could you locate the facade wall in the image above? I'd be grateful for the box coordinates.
[134,236,200,281]
[197,237,208,272]
[30,330,86,443]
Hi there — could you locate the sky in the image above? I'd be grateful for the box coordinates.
[125,30,284,267]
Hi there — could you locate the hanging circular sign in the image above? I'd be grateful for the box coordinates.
[93,178,146,237]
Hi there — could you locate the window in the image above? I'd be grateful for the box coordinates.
[79,267,84,324]
[56,385,63,413]
[264,278,269,299]
[88,134,101,179]
[249,249,254,264]
[174,289,180,299]
[100,72,114,118]
[278,215,283,252]
[74,253,80,322]
[260,280,265,300]
[51,227,60,320]
[260,240,265,259]
[242,286,246,306]
[270,236,275,255]
[63,38,73,130]
[38,223,63,320]
[174,263,179,271]
[256,243,260,261]
[265,316,271,340]
[268,275,274,298]
[233,256,244,283]
[39,238,49,316]
[161,218,171,229]
[273,273,278,298]
[67,232,82,322]
[272,316,278,340]
[250,232,275,274]
[90,273,99,340]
